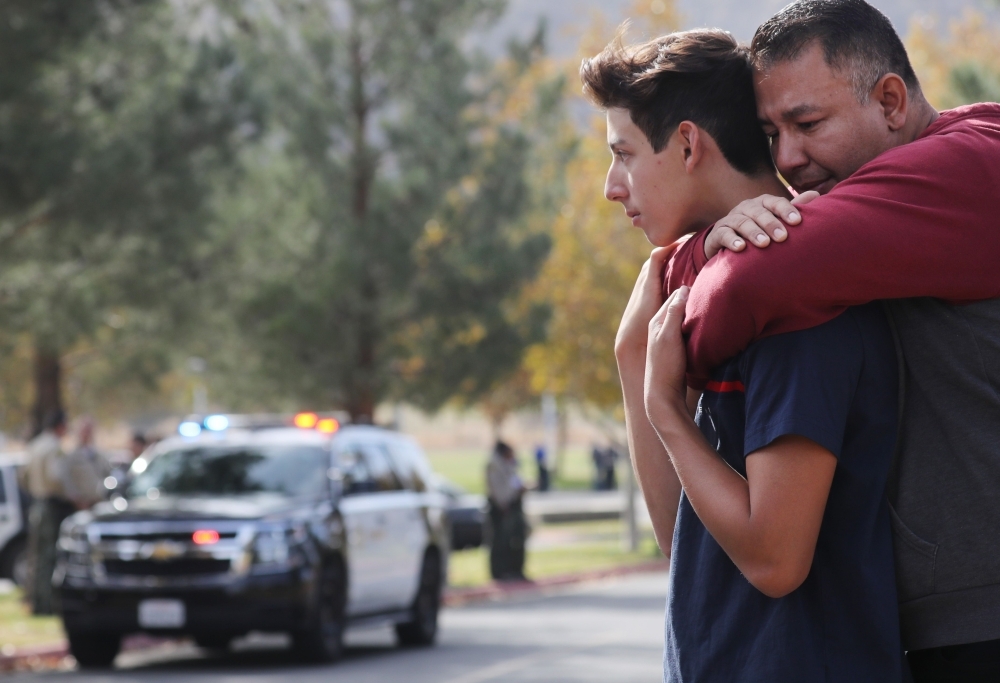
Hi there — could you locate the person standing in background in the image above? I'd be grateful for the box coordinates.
[534,444,550,492]
[64,417,108,510]
[105,431,148,497]
[20,410,72,615]
[486,441,528,581]
[603,447,619,491]
[129,432,147,461]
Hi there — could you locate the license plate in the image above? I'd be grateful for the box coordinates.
[138,599,186,628]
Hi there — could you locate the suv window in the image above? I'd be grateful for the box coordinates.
[126,446,329,499]
[385,439,430,492]
[339,443,402,494]
[338,448,374,494]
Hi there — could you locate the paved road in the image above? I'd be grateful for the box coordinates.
[21,572,668,683]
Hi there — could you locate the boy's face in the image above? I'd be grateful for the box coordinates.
[755,41,897,195]
[604,108,695,247]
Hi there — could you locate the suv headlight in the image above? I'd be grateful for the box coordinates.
[253,530,290,567]
[249,522,308,572]
[57,521,92,579]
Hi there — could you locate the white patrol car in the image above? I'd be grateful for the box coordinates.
[0,454,28,587]
[54,414,450,668]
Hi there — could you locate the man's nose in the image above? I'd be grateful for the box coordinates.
[771,136,809,177]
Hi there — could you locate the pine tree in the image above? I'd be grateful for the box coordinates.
[222,0,557,422]
[0,1,254,434]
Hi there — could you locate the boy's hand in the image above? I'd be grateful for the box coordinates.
[703,191,820,259]
[644,286,690,421]
[615,244,678,371]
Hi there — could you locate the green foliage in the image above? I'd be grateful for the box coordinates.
[0,0,573,429]
[0,1,256,430]
[210,1,564,420]
[950,62,1000,104]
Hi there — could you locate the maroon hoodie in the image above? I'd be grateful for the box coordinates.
[664,103,1000,388]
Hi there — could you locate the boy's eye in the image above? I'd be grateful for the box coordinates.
[798,120,820,132]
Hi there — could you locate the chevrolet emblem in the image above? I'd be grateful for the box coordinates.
[143,541,185,561]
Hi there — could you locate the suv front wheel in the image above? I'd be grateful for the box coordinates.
[396,550,441,647]
[293,558,346,663]
[67,631,122,669]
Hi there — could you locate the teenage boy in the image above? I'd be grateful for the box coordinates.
[661,2,1000,679]
[582,29,904,681]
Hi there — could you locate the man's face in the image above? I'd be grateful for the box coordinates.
[755,42,896,195]
[604,108,693,246]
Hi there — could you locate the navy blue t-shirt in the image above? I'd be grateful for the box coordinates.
[664,303,904,683]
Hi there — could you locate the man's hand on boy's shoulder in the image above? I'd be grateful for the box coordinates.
[615,243,679,371]
[703,190,821,259]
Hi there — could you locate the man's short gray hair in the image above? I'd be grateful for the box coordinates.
[751,0,921,102]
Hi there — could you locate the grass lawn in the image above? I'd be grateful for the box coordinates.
[427,446,622,495]
[448,520,662,588]
[0,586,65,650]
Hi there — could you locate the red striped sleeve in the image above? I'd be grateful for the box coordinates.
[704,380,745,393]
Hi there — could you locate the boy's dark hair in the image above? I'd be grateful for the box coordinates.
[751,0,920,102]
[580,28,773,176]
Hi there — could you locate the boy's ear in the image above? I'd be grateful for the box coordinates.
[676,121,703,174]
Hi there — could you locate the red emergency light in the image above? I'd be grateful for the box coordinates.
[192,529,220,545]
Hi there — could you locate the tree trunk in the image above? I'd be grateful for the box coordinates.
[351,291,377,424]
[346,15,377,425]
[30,345,63,439]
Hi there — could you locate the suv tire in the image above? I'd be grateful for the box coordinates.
[396,551,441,647]
[67,631,121,669]
[293,558,346,663]
[193,633,233,652]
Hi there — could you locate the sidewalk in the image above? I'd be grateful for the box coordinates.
[443,558,670,606]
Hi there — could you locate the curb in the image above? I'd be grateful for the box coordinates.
[443,558,670,607]
[0,643,70,673]
[0,634,170,672]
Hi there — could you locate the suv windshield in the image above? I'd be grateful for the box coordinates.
[127,445,329,499]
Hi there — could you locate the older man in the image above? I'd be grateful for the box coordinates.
[660,1,1000,680]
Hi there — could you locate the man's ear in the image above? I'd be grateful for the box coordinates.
[676,121,703,174]
[873,73,908,132]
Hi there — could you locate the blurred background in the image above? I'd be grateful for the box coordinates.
[0,0,996,462]
[1,0,998,675]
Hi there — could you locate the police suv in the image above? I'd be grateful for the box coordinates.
[54,414,449,668]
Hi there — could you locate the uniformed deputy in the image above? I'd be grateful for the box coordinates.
[64,418,109,510]
[20,410,73,615]
[486,441,528,581]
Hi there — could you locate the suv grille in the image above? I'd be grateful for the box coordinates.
[100,531,238,543]
[104,558,232,576]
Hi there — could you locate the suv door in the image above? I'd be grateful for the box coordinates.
[375,438,430,610]
[335,445,384,616]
